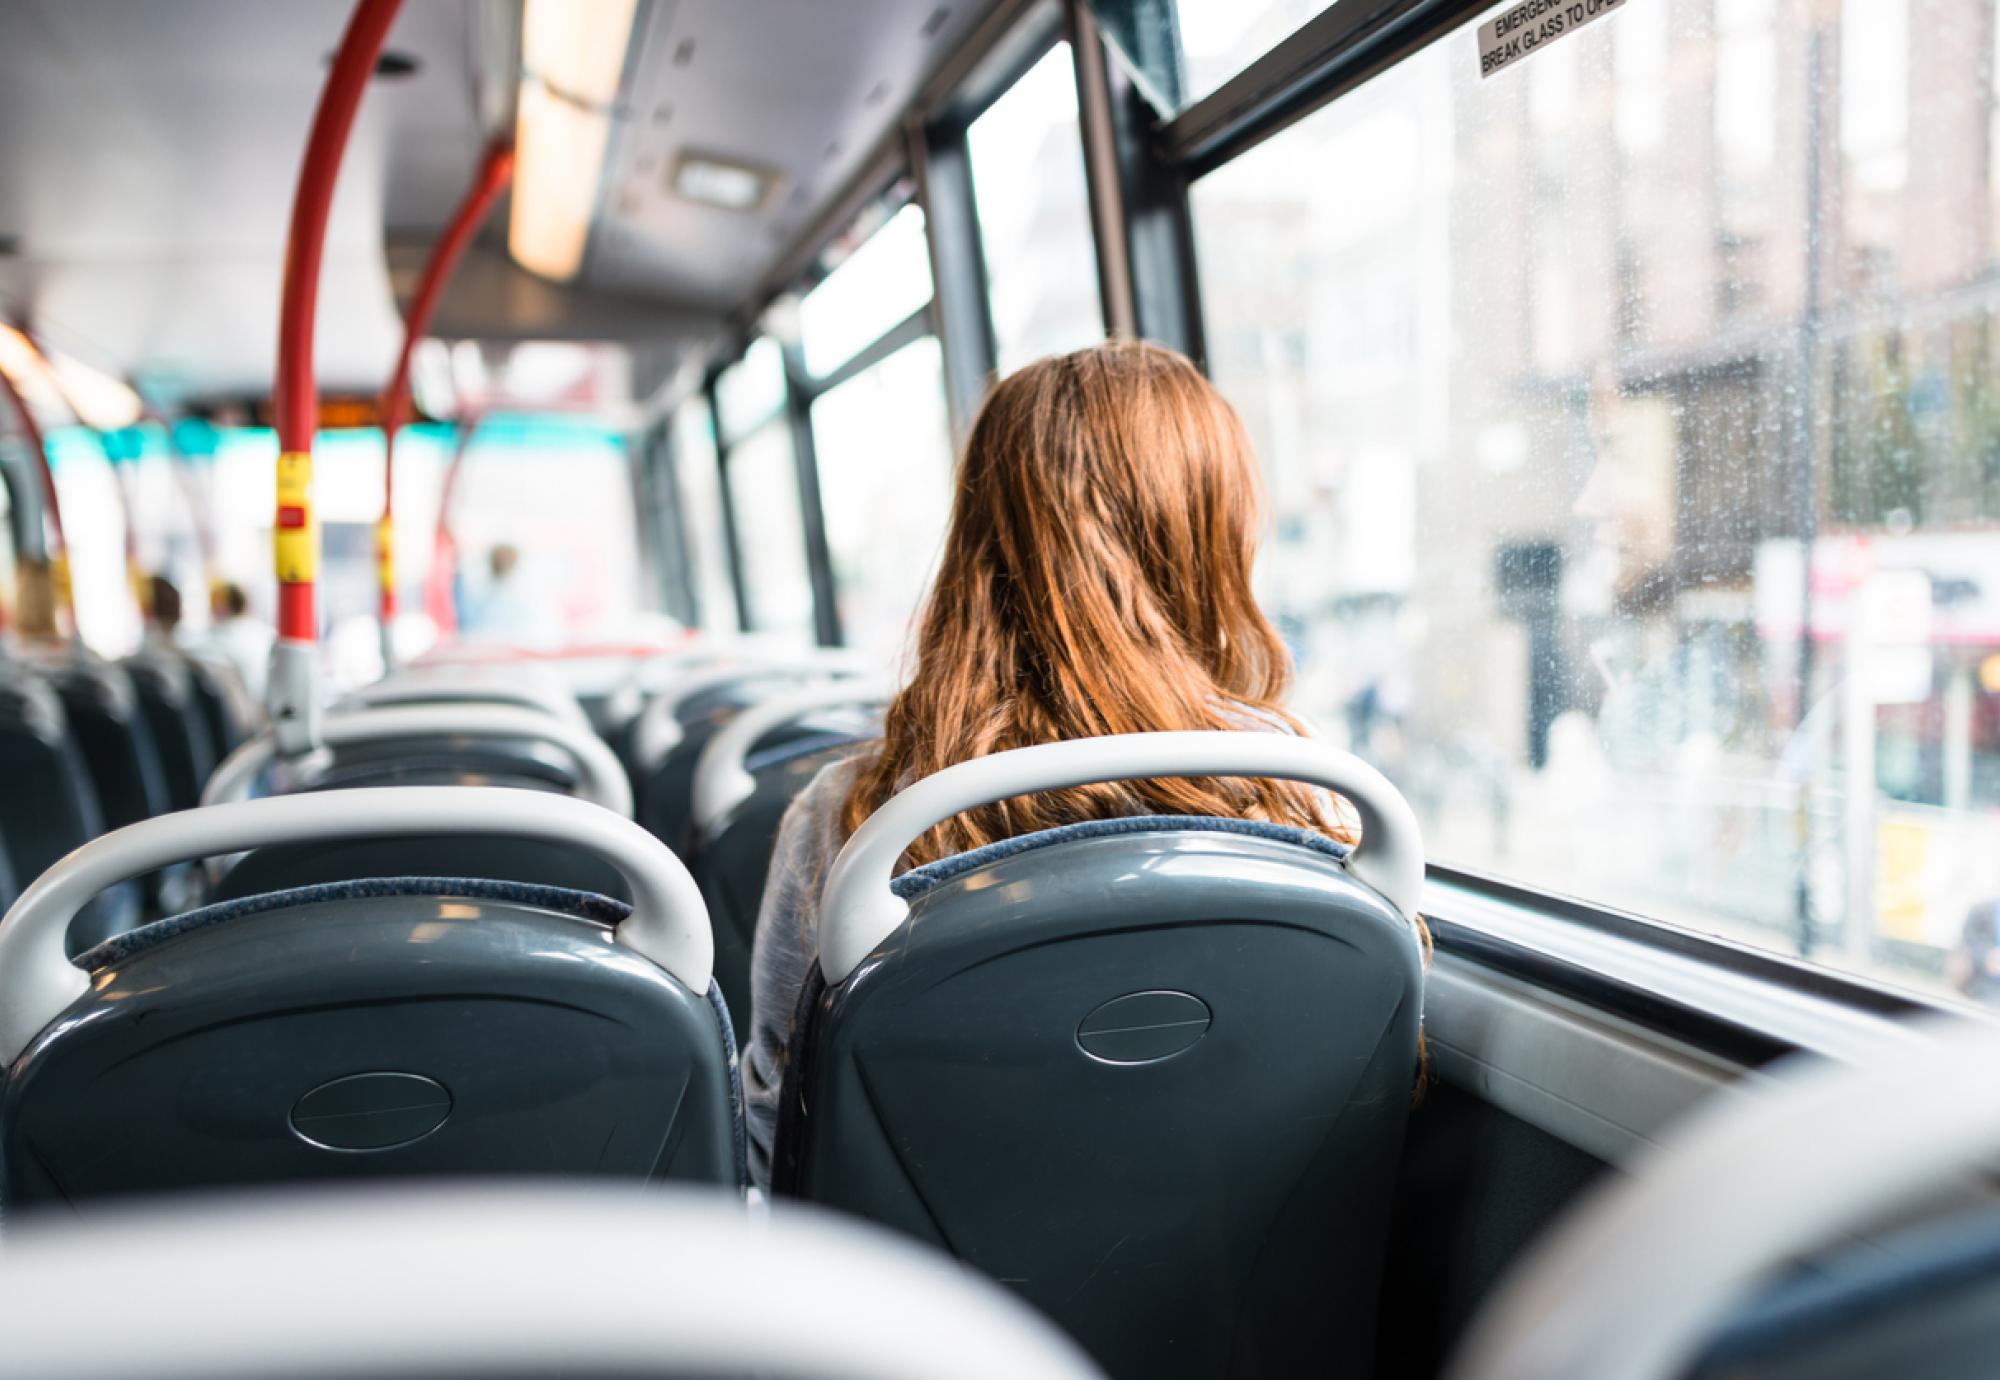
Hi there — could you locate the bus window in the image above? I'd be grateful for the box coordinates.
[672,396,739,635]
[1191,0,2000,1004]
[810,335,953,658]
[799,204,933,380]
[110,428,208,630]
[445,417,642,649]
[715,337,788,444]
[1160,0,1344,109]
[968,42,1104,376]
[725,419,814,641]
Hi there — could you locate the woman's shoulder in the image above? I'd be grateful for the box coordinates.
[777,745,875,838]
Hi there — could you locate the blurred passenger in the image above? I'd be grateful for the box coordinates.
[1947,900,2000,1005]
[10,559,62,641]
[464,542,561,647]
[202,581,272,701]
[741,341,1431,1187]
[144,574,183,647]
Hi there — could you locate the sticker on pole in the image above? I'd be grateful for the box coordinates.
[1478,0,1629,79]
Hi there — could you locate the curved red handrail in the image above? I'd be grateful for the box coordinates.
[377,137,514,624]
[0,364,63,556]
[422,409,486,634]
[271,0,404,643]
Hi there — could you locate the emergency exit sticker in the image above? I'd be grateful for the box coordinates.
[1478,0,1629,78]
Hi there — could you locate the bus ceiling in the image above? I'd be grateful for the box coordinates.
[0,0,1003,411]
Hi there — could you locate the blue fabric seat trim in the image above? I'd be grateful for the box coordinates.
[744,731,872,776]
[890,814,1353,900]
[76,875,633,972]
[703,979,750,1189]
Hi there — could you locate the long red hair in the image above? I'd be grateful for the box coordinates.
[840,340,1354,863]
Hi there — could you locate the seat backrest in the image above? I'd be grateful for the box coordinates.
[684,682,888,1038]
[1687,1204,2000,1380]
[212,830,629,904]
[184,654,252,756]
[634,667,841,855]
[49,658,171,830]
[123,649,219,812]
[694,728,874,1036]
[0,789,742,1207]
[781,819,1422,1379]
[202,705,635,900]
[781,733,1430,1380]
[0,664,103,881]
[1443,1018,2000,1380]
[0,663,138,954]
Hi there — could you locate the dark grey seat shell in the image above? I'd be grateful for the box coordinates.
[0,661,139,954]
[185,654,251,758]
[2,876,743,1208]
[208,732,628,903]
[1689,1204,2000,1380]
[48,657,171,832]
[635,668,845,856]
[776,816,1424,1380]
[690,715,877,1039]
[123,649,219,813]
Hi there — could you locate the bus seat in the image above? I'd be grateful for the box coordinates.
[0,663,141,955]
[48,657,172,829]
[0,1186,1107,1380]
[685,680,890,1037]
[779,733,1427,1380]
[124,648,220,812]
[633,661,873,856]
[1442,1019,2000,1380]
[48,658,200,914]
[0,788,742,1207]
[341,665,591,726]
[185,653,254,756]
[212,833,629,904]
[1686,1204,2000,1380]
[203,703,636,901]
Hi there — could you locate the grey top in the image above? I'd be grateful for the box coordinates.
[746,753,864,1188]
[743,712,1325,1188]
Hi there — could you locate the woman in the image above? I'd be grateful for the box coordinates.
[744,340,1393,1187]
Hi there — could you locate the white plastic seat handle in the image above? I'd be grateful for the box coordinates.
[629,647,882,764]
[0,1185,1107,1380]
[0,787,711,1065]
[817,730,1425,984]
[689,676,896,839]
[345,668,589,726]
[202,703,633,816]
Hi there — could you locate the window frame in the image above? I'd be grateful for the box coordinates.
[651,0,1981,1030]
[1143,0,2000,1027]
[774,181,959,649]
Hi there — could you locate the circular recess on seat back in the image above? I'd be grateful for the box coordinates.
[1075,991,1213,1065]
[289,1072,454,1152]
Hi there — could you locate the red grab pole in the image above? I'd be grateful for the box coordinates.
[0,364,63,556]
[424,410,485,635]
[270,0,402,744]
[0,360,74,638]
[377,137,514,632]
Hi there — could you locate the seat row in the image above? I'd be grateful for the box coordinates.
[0,640,1427,1380]
[0,643,250,952]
